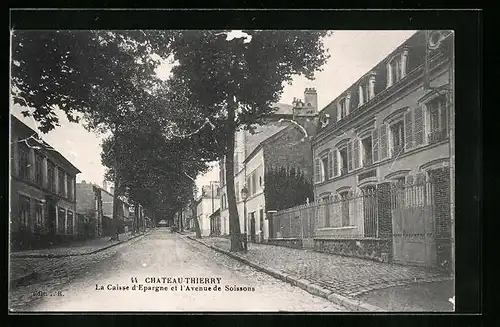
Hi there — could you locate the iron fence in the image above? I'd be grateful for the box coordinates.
[271,173,451,241]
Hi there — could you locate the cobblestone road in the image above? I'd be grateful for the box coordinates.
[9,229,344,312]
[202,237,451,299]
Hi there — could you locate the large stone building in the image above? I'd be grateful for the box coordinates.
[311,30,453,268]
[218,89,319,242]
[10,115,81,250]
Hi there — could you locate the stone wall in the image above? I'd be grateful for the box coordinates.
[314,238,392,263]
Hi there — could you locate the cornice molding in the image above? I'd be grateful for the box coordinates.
[385,169,411,180]
[383,106,410,125]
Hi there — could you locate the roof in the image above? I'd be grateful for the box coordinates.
[11,114,81,175]
[316,30,453,134]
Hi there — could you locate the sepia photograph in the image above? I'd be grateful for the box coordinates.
[9,27,455,312]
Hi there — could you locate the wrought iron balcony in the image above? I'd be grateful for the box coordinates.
[428,128,448,144]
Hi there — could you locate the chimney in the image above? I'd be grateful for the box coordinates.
[304,88,318,112]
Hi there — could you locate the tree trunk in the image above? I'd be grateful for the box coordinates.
[180,210,184,232]
[191,197,202,238]
[225,99,244,252]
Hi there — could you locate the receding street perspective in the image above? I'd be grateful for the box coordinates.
[9,29,455,312]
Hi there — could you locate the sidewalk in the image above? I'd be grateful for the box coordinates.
[196,237,454,312]
[11,230,148,258]
[10,230,152,288]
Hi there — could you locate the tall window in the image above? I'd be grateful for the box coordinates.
[19,143,30,182]
[362,137,373,166]
[58,207,66,233]
[35,153,43,186]
[339,148,348,175]
[390,121,405,157]
[67,210,74,235]
[390,57,402,83]
[34,200,44,231]
[58,168,66,197]
[427,95,448,144]
[67,175,74,201]
[251,171,257,195]
[18,194,31,228]
[235,182,240,202]
[321,155,329,180]
[47,161,55,192]
[339,191,350,226]
[339,98,347,119]
[358,83,370,106]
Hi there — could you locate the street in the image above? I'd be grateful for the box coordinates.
[9,229,344,312]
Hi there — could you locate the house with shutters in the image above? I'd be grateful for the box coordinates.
[10,115,81,250]
[312,29,453,257]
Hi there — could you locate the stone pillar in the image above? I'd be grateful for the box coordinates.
[376,182,392,238]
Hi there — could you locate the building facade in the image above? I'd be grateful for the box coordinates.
[76,182,132,237]
[195,185,220,236]
[10,115,81,250]
[218,89,319,242]
[311,30,453,268]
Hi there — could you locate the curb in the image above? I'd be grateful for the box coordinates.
[186,236,384,312]
[11,231,151,259]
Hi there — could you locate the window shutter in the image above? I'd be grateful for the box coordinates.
[353,139,360,169]
[347,141,353,171]
[372,128,379,162]
[314,158,321,183]
[380,124,388,159]
[414,106,424,146]
[327,151,334,179]
[333,150,338,177]
[405,111,413,150]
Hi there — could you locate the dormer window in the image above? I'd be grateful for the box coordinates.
[339,98,347,118]
[386,47,409,88]
[358,72,376,107]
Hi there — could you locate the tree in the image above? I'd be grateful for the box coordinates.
[11,30,175,230]
[164,30,330,251]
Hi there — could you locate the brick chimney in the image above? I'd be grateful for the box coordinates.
[304,88,318,111]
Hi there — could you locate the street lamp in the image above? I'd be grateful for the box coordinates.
[240,185,249,252]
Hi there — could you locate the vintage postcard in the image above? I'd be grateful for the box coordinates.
[9,25,456,312]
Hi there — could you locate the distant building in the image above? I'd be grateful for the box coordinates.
[10,115,81,250]
[76,182,131,237]
[194,186,220,236]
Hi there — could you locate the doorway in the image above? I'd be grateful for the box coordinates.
[250,212,256,243]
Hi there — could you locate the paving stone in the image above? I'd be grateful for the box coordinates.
[201,237,451,303]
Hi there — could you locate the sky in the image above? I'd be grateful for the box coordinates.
[11,30,416,194]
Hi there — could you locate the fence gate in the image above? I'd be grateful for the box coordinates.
[391,180,437,267]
